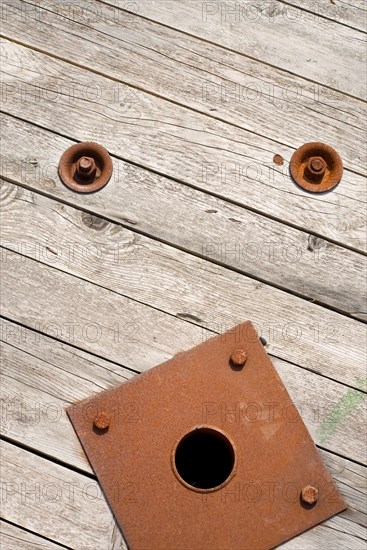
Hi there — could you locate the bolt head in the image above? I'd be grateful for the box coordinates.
[93,411,110,432]
[310,158,325,172]
[304,156,326,183]
[301,485,318,504]
[79,157,94,172]
[75,156,97,181]
[230,349,247,367]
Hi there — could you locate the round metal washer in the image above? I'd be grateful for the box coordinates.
[290,142,343,193]
[58,142,113,193]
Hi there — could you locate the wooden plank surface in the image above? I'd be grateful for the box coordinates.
[0,1,365,548]
[280,0,367,32]
[2,0,366,177]
[2,116,366,320]
[1,40,366,253]
[112,0,367,99]
[0,441,128,550]
[1,236,366,390]
[0,522,67,550]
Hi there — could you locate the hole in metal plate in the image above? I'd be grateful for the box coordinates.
[173,426,236,492]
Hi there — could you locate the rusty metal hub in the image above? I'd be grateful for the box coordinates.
[290,142,343,192]
[58,142,113,193]
[68,322,346,550]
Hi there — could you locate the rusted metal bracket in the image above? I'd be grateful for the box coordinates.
[290,142,343,193]
[58,142,113,193]
[67,322,346,550]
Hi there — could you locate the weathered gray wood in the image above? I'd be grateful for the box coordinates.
[281,0,367,32]
[2,0,366,177]
[323,451,367,532]
[1,318,365,467]
[1,42,366,253]
[110,0,367,99]
[2,118,366,319]
[280,524,366,549]
[0,521,67,550]
[0,321,131,474]
[1,171,366,319]
[0,247,203,369]
[1,439,364,550]
[1,233,366,390]
[1,4,365,548]
[0,441,128,550]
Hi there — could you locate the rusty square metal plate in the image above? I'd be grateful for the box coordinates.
[67,322,347,549]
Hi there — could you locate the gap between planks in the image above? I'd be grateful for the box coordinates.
[0,520,71,550]
[277,0,367,32]
[0,440,128,550]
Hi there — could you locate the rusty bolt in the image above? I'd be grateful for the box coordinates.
[58,142,113,193]
[93,411,110,432]
[75,156,97,181]
[301,485,318,505]
[304,156,326,183]
[310,158,325,172]
[230,349,247,367]
[290,142,343,193]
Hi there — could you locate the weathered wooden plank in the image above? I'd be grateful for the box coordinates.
[281,0,367,32]
[0,248,203,369]
[2,119,366,319]
[110,0,367,99]
[280,524,366,549]
[1,318,365,468]
[1,41,366,253]
[2,0,366,177]
[323,451,367,530]
[1,3,364,549]
[0,521,67,550]
[1,217,366,390]
[1,162,366,315]
[0,323,130,474]
[0,441,128,550]
[1,439,364,549]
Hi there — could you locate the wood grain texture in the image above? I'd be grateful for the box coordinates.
[280,525,366,550]
[1,41,366,253]
[1,318,365,468]
[0,2,365,547]
[1,215,366,390]
[0,522,67,550]
[2,116,366,320]
[281,0,367,32]
[2,0,366,177]
[0,441,128,550]
[111,0,367,99]
[0,247,203,369]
